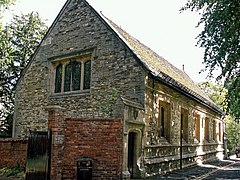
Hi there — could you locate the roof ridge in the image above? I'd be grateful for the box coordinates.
[99,12,222,113]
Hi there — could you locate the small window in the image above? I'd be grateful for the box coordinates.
[205,118,210,142]
[194,113,201,142]
[160,107,165,137]
[53,57,91,94]
[181,108,188,143]
[212,120,216,141]
[218,122,222,142]
[158,100,171,142]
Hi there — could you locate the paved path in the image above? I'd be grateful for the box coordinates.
[147,155,240,180]
[200,160,240,180]
[1,156,239,180]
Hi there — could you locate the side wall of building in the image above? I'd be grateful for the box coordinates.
[13,0,145,138]
[143,76,223,176]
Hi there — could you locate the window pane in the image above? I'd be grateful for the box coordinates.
[55,64,62,93]
[72,61,81,91]
[64,63,71,92]
[160,107,165,137]
[83,60,91,89]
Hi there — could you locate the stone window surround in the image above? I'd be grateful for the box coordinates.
[194,113,201,143]
[212,120,217,141]
[49,51,92,97]
[158,100,171,142]
[193,112,222,144]
[205,117,210,142]
[218,122,222,142]
[181,107,189,143]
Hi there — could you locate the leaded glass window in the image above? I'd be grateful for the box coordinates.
[53,56,91,94]
[72,61,81,91]
[83,60,91,90]
[64,63,71,92]
[55,64,62,93]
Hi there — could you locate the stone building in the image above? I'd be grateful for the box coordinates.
[13,0,224,179]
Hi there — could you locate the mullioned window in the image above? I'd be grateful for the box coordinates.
[52,56,91,94]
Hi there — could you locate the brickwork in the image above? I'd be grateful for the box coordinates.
[48,109,123,180]
[12,0,224,179]
[13,0,145,138]
[0,138,27,168]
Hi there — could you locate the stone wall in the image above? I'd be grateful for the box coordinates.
[13,0,145,138]
[142,76,224,177]
[0,138,27,168]
[48,109,123,180]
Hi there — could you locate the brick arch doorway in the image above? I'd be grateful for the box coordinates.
[128,131,140,179]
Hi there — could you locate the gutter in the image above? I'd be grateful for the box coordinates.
[151,72,223,115]
[85,1,224,116]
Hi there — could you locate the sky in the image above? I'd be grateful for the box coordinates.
[3,0,212,82]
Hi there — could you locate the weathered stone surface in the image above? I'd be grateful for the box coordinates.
[13,0,224,179]
[13,0,145,138]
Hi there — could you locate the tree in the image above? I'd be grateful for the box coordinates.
[198,82,240,151]
[0,12,47,137]
[182,0,240,118]
[0,0,15,12]
[198,81,227,110]
[225,115,240,151]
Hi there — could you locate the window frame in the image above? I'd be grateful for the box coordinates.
[218,122,222,142]
[194,113,201,143]
[158,100,171,142]
[204,117,210,142]
[181,108,189,143]
[212,120,216,141]
[50,53,92,96]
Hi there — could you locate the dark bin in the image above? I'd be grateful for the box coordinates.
[236,148,240,158]
[77,158,93,180]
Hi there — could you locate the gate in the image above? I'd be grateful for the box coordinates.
[25,130,52,180]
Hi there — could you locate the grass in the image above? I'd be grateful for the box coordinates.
[0,166,25,179]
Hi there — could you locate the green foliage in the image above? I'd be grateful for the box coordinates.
[225,115,240,151]
[198,82,227,111]
[225,77,240,119]
[0,12,47,137]
[0,166,24,179]
[198,81,240,151]
[182,0,240,118]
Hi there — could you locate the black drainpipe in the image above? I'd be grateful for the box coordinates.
[180,113,183,170]
[151,78,155,144]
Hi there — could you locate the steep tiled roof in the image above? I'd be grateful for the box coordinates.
[98,13,222,114]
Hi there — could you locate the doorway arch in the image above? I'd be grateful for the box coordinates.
[128,131,141,178]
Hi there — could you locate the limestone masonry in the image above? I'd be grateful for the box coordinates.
[13,0,224,179]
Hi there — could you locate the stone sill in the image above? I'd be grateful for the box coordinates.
[144,152,197,164]
[49,90,90,99]
[145,142,222,148]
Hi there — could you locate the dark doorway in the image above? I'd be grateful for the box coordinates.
[25,130,52,180]
[128,132,136,179]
